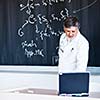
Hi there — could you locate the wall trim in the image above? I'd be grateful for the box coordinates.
[0,66,100,75]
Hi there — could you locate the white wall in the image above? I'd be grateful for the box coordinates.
[0,66,100,92]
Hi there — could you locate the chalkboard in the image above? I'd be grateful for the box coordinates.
[0,0,100,66]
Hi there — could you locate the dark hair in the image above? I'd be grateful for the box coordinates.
[64,16,80,28]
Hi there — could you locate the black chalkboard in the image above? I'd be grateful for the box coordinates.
[0,0,100,66]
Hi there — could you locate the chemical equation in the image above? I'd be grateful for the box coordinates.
[21,40,44,57]
[18,0,69,58]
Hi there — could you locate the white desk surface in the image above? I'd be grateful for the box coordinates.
[6,88,100,98]
[1,88,100,100]
[0,93,100,100]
